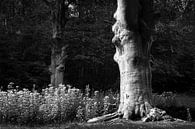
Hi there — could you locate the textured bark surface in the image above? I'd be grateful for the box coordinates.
[87,0,177,123]
[49,0,68,87]
[112,0,153,120]
[50,45,68,86]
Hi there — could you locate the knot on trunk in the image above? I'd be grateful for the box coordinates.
[56,64,65,72]
[112,21,134,56]
[112,21,133,45]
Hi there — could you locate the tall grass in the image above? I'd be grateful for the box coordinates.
[0,84,119,124]
[0,83,191,124]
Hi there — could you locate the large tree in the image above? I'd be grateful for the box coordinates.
[88,0,157,122]
[112,0,153,120]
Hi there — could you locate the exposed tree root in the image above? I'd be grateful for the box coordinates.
[141,107,186,122]
[87,112,119,123]
[87,107,185,123]
[117,101,153,120]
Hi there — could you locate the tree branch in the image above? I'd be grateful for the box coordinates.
[104,20,113,25]
[42,0,51,6]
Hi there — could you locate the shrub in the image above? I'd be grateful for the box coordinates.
[152,92,192,121]
[152,92,178,108]
[0,84,192,124]
[0,84,119,124]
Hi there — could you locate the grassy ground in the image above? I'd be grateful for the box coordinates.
[0,121,195,129]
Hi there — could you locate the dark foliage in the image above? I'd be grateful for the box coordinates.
[0,0,194,93]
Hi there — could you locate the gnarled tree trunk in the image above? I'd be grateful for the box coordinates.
[112,0,153,120]
[50,44,68,87]
[49,0,68,87]
[88,0,176,123]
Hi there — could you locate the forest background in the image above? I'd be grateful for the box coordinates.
[0,0,194,94]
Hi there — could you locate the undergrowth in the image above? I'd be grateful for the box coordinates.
[0,83,192,124]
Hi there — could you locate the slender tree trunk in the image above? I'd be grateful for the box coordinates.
[51,44,68,86]
[112,0,153,120]
[49,0,68,87]
[50,47,56,86]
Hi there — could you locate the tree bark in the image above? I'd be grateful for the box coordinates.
[87,0,176,123]
[112,0,153,120]
[49,0,68,87]
[51,45,68,86]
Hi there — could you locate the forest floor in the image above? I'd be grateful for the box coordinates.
[0,121,195,129]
